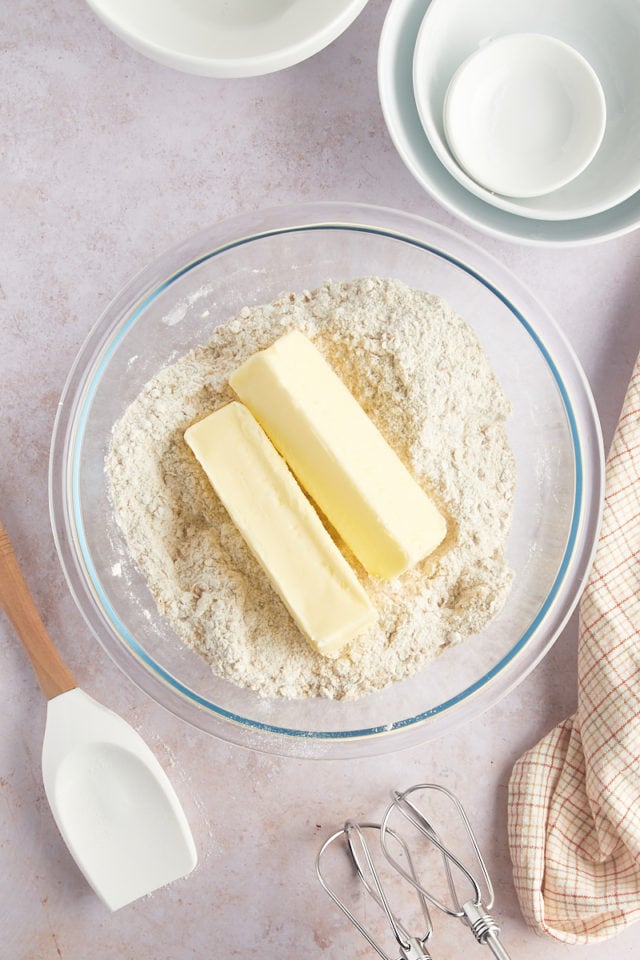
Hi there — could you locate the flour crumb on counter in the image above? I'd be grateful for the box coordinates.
[106,277,515,701]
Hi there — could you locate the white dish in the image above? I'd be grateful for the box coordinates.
[379,0,640,245]
[409,0,640,222]
[442,34,606,199]
[85,0,370,78]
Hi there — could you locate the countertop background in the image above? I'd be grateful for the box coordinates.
[2,2,639,958]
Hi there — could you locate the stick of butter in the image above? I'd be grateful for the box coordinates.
[184,402,377,657]
[230,330,447,579]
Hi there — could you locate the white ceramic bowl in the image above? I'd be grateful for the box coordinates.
[411,0,640,222]
[379,0,640,245]
[442,34,606,199]
[85,0,370,78]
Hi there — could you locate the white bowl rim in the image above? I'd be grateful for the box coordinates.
[85,0,371,78]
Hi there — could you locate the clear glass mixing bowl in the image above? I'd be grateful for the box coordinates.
[49,202,604,758]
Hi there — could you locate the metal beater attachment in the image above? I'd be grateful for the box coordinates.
[316,820,435,960]
[381,784,511,960]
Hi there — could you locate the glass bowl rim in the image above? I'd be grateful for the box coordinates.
[49,201,604,756]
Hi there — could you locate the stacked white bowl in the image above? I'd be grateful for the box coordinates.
[378,0,640,245]
[85,0,371,78]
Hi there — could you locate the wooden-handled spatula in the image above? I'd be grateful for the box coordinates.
[0,518,197,910]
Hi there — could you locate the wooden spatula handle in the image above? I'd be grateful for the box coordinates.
[0,519,76,700]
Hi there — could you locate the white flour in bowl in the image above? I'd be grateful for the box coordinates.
[107,277,515,700]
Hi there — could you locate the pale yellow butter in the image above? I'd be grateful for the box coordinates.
[230,330,447,579]
[184,402,376,657]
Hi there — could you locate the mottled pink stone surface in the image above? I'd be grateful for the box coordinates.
[1,2,639,957]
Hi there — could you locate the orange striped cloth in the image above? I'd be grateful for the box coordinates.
[508,353,640,943]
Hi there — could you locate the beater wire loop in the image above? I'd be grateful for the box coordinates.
[381,784,493,916]
[316,821,434,960]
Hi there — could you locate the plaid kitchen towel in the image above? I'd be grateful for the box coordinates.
[508,353,640,943]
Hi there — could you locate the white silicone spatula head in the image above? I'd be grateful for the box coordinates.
[0,519,197,910]
[43,688,197,910]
